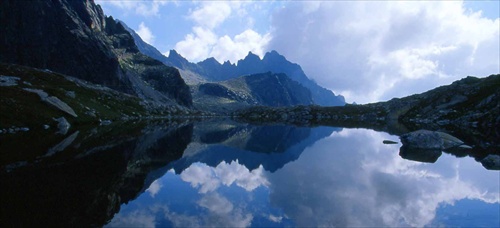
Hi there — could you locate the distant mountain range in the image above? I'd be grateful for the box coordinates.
[121,21,346,107]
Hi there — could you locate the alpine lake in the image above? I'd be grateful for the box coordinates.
[1,119,498,227]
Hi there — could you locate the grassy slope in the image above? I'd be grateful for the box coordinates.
[0,63,197,131]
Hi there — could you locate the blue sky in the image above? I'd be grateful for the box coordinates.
[96,0,499,104]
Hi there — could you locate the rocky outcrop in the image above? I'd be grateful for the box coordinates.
[24,88,78,117]
[0,0,191,107]
[193,72,313,113]
[399,130,466,150]
[481,155,500,170]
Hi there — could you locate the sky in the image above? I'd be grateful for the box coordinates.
[96,0,500,104]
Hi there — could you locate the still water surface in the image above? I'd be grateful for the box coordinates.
[1,120,499,227]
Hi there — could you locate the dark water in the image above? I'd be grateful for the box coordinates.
[1,120,498,227]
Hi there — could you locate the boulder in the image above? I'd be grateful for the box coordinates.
[436,131,464,149]
[481,155,500,170]
[54,117,71,135]
[400,130,443,149]
[400,129,466,150]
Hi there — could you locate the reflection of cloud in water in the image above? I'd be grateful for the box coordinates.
[107,210,156,227]
[109,193,253,228]
[266,129,499,227]
[146,179,162,198]
[180,160,269,193]
[197,192,253,227]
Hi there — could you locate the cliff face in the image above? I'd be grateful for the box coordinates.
[0,0,191,106]
[193,72,313,113]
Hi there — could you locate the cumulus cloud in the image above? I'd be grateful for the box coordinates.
[268,1,500,103]
[136,22,155,45]
[211,30,271,64]
[174,1,271,63]
[265,129,499,227]
[175,27,218,62]
[96,0,167,17]
[189,1,233,29]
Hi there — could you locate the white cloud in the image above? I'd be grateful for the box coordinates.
[266,129,499,227]
[180,161,269,193]
[268,1,500,103]
[175,27,218,63]
[96,0,167,17]
[146,179,162,197]
[174,1,270,63]
[211,30,271,63]
[189,2,233,29]
[107,210,156,227]
[136,22,155,45]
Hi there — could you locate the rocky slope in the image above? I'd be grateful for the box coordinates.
[0,63,197,134]
[0,0,191,107]
[120,21,345,106]
[235,74,499,159]
[192,72,313,113]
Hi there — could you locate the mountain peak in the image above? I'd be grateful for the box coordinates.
[200,57,220,65]
[244,51,261,60]
[263,50,287,62]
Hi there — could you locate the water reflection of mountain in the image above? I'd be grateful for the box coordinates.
[0,122,192,227]
[168,121,341,173]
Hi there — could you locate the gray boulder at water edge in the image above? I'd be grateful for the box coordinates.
[400,129,467,150]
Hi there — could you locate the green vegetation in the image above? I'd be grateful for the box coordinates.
[0,63,200,132]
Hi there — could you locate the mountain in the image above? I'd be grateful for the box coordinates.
[119,20,345,106]
[192,72,314,113]
[235,74,500,162]
[0,0,191,107]
[0,63,198,132]
[166,120,340,173]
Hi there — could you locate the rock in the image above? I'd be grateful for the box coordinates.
[100,119,112,125]
[383,140,398,144]
[54,117,71,135]
[436,131,464,149]
[66,91,76,98]
[481,155,500,170]
[400,130,466,150]
[23,88,78,117]
[0,75,20,86]
[400,130,443,149]
[43,124,50,130]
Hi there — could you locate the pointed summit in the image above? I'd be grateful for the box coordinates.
[263,50,287,62]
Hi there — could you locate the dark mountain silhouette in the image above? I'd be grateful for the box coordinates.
[167,121,339,173]
[0,0,191,106]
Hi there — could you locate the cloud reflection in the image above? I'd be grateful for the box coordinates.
[180,160,269,193]
[266,129,499,227]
